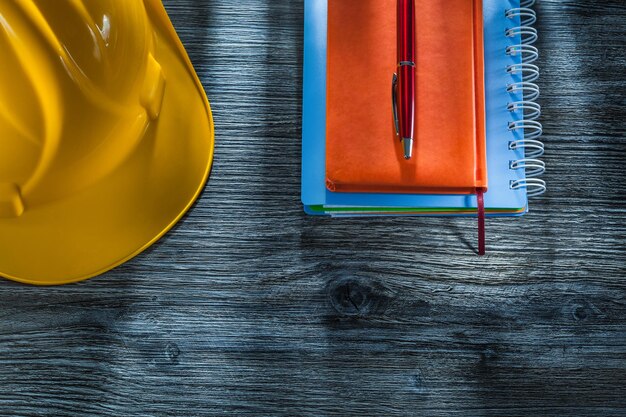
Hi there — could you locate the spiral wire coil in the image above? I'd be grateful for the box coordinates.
[505,0,546,197]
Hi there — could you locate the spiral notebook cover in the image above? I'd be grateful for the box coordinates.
[301,0,529,214]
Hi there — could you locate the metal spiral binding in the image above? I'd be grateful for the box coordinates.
[505,0,546,197]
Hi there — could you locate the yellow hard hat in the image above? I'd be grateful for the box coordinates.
[0,0,214,285]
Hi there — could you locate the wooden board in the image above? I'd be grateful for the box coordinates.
[0,1,624,415]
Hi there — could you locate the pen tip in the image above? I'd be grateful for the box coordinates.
[402,138,413,160]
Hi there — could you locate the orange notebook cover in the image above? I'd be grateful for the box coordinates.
[325,0,487,194]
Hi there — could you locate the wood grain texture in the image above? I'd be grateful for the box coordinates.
[1,1,625,416]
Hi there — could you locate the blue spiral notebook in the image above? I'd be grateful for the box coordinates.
[301,0,544,216]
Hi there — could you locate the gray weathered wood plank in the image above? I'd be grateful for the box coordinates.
[0,1,625,416]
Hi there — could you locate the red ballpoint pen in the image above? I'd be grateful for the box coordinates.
[393,0,416,160]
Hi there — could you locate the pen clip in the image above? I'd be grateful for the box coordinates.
[392,73,399,136]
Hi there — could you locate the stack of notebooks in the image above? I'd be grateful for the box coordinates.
[301,0,545,253]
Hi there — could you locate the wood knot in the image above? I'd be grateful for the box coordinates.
[327,277,391,317]
[569,300,605,322]
[572,304,588,321]
[411,370,426,393]
[479,346,499,364]
[165,342,180,364]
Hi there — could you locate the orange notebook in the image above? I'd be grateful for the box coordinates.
[325,0,487,194]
